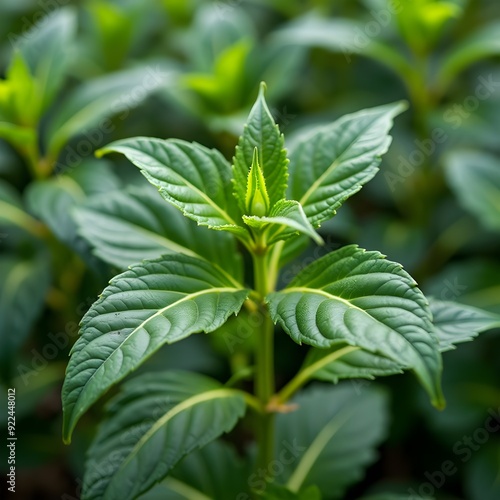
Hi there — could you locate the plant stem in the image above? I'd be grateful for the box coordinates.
[253,250,276,477]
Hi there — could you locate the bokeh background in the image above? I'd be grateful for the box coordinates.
[0,0,499,498]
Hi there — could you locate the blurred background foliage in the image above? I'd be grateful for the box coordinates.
[0,0,499,498]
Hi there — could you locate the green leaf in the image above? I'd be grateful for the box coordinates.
[184,39,251,112]
[25,159,120,246]
[83,371,246,500]
[304,345,404,385]
[271,15,415,83]
[429,298,500,352]
[395,0,461,54]
[304,298,499,384]
[0,179,42,237]
[62,253,249,442]
[289,103,406,227]
[0,255,51,380]
[97,137,249,239]
[243,200,323,246]
[266,245,444,409]
[0,121,36,152]
[465,443,500,500]
[15,7,76,113]
[75,185,243,280]
[275,383,388,497]
[0,52,40,126]
[47,64,176,158]
[85,1,135,71]
[141,440,251,500]
[444,151,500,232]
[437,21,500,91]
[233,82,289,211]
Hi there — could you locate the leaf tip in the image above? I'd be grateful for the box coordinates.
[392,100,409,116]
[62,419,73,445]
[94,148,106,159]
[433,397,446,411]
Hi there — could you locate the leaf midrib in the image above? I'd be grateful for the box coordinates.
[68,287,244,434]
[161,477,212,500]
[277,286,429,377]
[118,140,241,228]
[287,407,355,491]
[106,388,242,496]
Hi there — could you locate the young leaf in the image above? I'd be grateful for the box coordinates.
[429,298,500,352]
[62,254,249,442]
[444,151,500,232]
[395,0,461,54]
[97,138,249,239]
[266,245,444,409]
[75,185,243,281]
[184,39,251,112]
[233,82,289,211]
[243,200,323,246]
[275,383,388,496]
[0,53,39,125]
[82,371,246,500]
[289,103,406,227]
[0,255,51,381]
[245,148,271,217]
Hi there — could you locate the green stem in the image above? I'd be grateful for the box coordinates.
[253,250,276,477]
